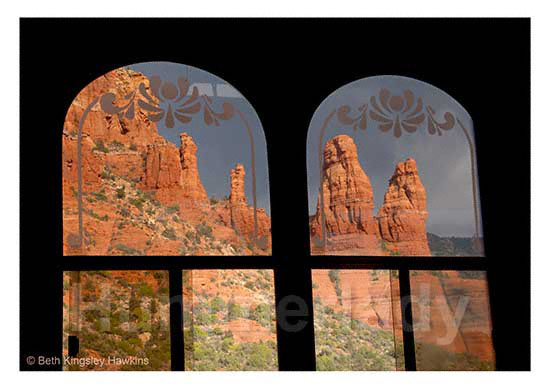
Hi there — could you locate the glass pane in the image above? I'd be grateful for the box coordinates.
[307,76,483,256]
[312,269,404,370]
[62,270,171,370]
[63,62,271,256]
[182,270,278,370]
[410,270,495,370]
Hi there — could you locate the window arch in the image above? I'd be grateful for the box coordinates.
[61,63,278,371]
[306,76,495,371]
[62,62,272,256]
[306,75,483,257]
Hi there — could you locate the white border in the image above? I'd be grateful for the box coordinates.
[2,1,547,386]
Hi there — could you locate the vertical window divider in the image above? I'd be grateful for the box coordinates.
[169,269,185,371]
[399,268,417,371]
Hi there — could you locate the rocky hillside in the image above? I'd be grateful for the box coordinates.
[63,68,271,256]
[182,270,278,370]
[427,233,484,256]
[312,270,404,370]
[310,135,430,255]
[311,269,495,370]
[62,271,171,371]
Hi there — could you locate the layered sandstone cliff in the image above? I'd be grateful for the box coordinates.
[310,135,430,256]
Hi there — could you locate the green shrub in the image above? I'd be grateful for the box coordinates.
[110,140,125,151]
[92,139,109,153]
[139,283,155,297]
[88,209,109,221]
[92,191,108,202]
[100,167,115,180]
[227,302,243,321]
[249,303,271,327]
[244,280,255,290]
[328,269,339,284]
[115,244,140,255]
[210,296,226,313]
[129,197,145,211]
[116,186,126,199]
[162,227,177,241]
[166,204,180,214]
[196,222,213,239]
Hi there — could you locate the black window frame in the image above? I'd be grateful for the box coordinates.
[19,17,531,372]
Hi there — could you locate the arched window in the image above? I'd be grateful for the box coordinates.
[61,63,277,371]
[62,62,272,256]
[307,76,494,371]
[307,76,482,257]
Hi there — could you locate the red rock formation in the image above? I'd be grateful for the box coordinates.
[410,271,495,364]
[229,164,247,205]
[180,133,208,202]
[309,135,431,256]
[143,141,183,190]
[62,67,272,256]
[228,163,272,248]
[377,158,430,256]
[312,270,401,331]
[62,68,161,201]
[141,133,208,212]
[310,135,382,254]
[63,68,162,148]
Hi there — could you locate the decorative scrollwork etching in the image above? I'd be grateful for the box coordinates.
[333,88,457,137]
[73,71,258,252]
[99,75,235,129]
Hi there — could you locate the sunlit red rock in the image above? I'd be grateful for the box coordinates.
[179,133,208,202]
[310,135,430,256]
[228,163,272,249]
[377,158,430,256]
[310,135,382,254]
[62,69,271,256]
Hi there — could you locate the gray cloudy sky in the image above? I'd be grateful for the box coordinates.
[307,76,482,237]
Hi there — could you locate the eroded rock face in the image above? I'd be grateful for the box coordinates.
[228,163,271,248]
[143,141,182,190]
[310,135,382,253]
[180,133,208,202]
[313,135,379,235]
[309,135,430,256]
[312,270,400,331]
[410,271,495,364]
[229,164,247,205]
[377,158,430,256]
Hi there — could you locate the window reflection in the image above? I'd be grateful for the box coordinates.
[410,270,495,370]
[312,269,404,370]
[62,271,171,371]
[182,270,278,370]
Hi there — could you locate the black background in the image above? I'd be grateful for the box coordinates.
[20,18,530,371]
